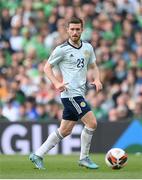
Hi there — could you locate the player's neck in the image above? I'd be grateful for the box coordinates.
[68,39,81,48]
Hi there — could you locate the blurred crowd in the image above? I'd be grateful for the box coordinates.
[0,0,142,122]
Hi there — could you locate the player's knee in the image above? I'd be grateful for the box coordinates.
[88,119,97,129]
[59,128,72,137]
[62,130,71,137]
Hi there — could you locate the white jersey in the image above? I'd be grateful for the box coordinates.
[48,40,96,98]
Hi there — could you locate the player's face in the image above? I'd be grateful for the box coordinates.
[67,23,83,43]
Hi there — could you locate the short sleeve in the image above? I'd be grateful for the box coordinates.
[88,45,96,65]
[48,46,63,66]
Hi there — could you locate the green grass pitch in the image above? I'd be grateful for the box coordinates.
[0,154,142,179]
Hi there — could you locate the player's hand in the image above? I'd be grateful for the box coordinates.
[55,82,69,92]
[90,80,103,92]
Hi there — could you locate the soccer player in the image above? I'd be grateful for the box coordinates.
[29,17,102,170]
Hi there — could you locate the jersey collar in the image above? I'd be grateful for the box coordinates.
[67,40,82,49]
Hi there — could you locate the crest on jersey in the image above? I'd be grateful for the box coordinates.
[80,102,86,107]
[84,50,90,59]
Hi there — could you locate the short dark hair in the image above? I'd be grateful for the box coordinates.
[67,17,83,28]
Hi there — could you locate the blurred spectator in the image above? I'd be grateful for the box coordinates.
[18,104,27,121]
[0,104,9,121]
[2,98,19,121]
[36,103,50,121]
[25,96,38,121]
[1,8,11,38]
[88,91,107,121]
[109,109,119,122]
[46,99,62,120]
[115,93,133,120]
[133,93,142,120]
[0,75,9,102]
[10,80,26,104]
[9,28,23,52]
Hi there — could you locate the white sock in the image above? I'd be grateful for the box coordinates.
[80,126,95,160]
[35,129,63,158]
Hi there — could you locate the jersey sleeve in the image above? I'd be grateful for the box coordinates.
[88,45,96,65]
[48,46,63,66]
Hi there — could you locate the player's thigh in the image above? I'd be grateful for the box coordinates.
[59,119,76,137]
[81,111,97,129]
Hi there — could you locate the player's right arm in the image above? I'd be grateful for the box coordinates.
[44,46,68,92]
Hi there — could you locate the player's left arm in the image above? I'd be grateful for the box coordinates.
[89,62,103,92]
[88,45,102,92]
